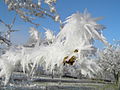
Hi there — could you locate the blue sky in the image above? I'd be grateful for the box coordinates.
[0,0,120,47]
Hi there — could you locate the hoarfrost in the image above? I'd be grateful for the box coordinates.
[0,11,108,85]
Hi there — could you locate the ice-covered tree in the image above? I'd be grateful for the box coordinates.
[98,45,120,83]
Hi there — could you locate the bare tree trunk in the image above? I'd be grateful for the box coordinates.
[113,71,120,89]
[113,70,119,84]
[115,74,118,84]
[117,72,120,89]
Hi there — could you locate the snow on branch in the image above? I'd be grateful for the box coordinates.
[4,0,62,26]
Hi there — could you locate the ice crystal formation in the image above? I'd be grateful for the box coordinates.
[0,10,108,85]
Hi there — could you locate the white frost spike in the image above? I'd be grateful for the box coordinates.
[28,27,41,46]
[44,27,55,42]
[0,59,15,86]
[83,8,91,19]
[29,27,40,40]
[93,17,104,22]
